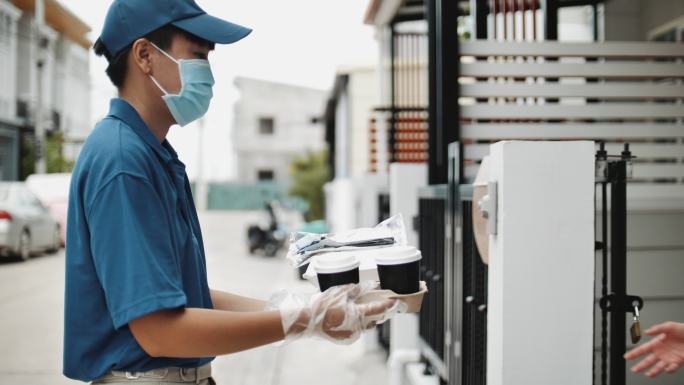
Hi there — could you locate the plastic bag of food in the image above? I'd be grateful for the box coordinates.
[286,214,408,268]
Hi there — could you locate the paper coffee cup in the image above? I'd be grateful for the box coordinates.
[375,246,422,294]
[313,253,361,292]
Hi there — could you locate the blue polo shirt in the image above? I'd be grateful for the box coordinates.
[63,98,214,382]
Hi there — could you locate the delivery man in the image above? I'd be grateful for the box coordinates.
[63,1,399,383]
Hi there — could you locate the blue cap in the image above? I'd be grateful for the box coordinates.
[100,0,252,58]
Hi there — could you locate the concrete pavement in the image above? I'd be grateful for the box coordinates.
[0,211,388,385]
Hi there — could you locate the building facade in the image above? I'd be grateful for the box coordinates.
[325,66,379,180]
[232,77,327,184]
[0,0,90,181]
[0,0,22,180]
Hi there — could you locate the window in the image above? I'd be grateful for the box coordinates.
[1,14,11,47]
[257,170,275,181]
[0,13,6,47]
[258,117,275,135]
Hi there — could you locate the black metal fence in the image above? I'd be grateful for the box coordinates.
[459,199,488,385]
[417,188,447,369]
[376,192,392,352]
[412,143,489,385]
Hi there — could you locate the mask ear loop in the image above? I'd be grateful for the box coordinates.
[149,75,170,95]
[149,42,180,64]
[148,41,180,96]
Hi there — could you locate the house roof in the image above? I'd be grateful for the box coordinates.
[364,0,427,25]
[364,0,404,25]
[364,0,382,24]
[11,0,92,49]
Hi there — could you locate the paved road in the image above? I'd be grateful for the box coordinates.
[0,211,387,385]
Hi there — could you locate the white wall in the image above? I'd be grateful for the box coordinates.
[355,172,389,228]
[389,163,426,248]
[330,67,380,179]
[487,141,595,385]
[0,1,21,122]
[558,5,595,42]
[323,178,357,234]
[387,163,427,370]
[233,77,327,183]
[346,67,379,177]
[55,38,91,136]
[15,15,58,120]
[15,14,34,108]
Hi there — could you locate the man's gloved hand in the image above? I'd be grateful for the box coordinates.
[266,281,406,344]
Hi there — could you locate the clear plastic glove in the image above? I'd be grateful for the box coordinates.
[266,281,406,344]
[624,321,684,377]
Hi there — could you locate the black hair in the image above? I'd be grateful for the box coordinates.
[94,25,215,88]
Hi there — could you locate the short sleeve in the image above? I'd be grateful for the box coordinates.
[87,173,187,329]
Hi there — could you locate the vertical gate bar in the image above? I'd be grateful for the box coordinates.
[427,0,460,185]
[390,23,397,164]
[609,161,628,385]
[492,0,497,40]
[531,0,537,41]
[474,0,488,39]
[593,2,599,41]
[601,178,608,385]
[521,0,526,41]
[544,0,558,40]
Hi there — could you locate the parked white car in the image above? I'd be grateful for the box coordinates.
[26,173,71,246]
[0,182,61,261]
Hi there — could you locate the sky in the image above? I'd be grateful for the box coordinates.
[59,0,379,181]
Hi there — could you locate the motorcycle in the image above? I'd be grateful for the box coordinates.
[246,201,287,257]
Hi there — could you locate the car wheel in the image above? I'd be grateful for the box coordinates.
[18,230,31,261]
[47,226,60,254]
[264,242,278,257]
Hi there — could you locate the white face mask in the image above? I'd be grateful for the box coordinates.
[148,42,215,127]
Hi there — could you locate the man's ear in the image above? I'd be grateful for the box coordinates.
[131,38,154,76]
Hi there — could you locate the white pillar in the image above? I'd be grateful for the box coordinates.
[323,179,356,233]
[389,163,427,248]
[34,0,47,174]
[486,141,595,385]
[375,26,392,174]
[386,163,427,385]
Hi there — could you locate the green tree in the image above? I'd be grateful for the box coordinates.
[289,150,330,221]
[46,131,75,173]
[20,131,75,180]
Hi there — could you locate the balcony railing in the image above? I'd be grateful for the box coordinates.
[369,29,430,173]
[369,107,428,172]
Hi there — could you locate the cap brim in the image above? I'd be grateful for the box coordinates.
[172,13,252,45]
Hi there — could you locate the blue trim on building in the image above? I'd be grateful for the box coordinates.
[0,120,21,181]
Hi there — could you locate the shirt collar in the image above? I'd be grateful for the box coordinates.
[107,98,180,165]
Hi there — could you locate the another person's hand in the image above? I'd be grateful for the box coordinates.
[267,282,405,344]
[624,321,684,377]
